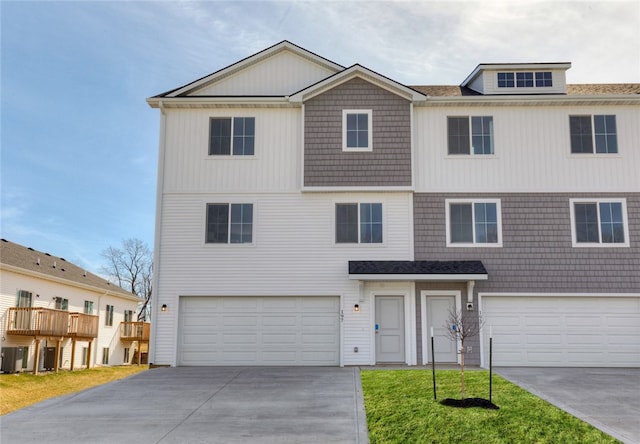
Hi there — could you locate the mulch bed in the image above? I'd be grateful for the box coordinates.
[440,397,499,409]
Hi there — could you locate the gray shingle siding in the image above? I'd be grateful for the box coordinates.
[303,77,412,187]
[414,193,640,294]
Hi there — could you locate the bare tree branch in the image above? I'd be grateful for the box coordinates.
[101,238,153,321]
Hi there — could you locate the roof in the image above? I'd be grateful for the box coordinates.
[410,84,640,97]
[152,40,344,99]
[348,260,488,281]
[0,239,136,299]
[289,64,427,102]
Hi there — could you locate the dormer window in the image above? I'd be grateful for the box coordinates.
[497,71,553,88]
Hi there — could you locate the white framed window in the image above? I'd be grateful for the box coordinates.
[446,199,502,247]
[206,203,254,244]
[447,116,494,155]
[335,202,383,244]
[342,110,372,151]
[209,117,255,156]
[102,347,110,365]
[84,300,94,314]
[569,115,618,154]
[54,297,68,310]
[570,198,629,247]
[497,71,553,88]
[105,304,114,326]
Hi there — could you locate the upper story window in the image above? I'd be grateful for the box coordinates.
[446,199,502,247]
[570,199,628,247]
[16,290,32,307]
[497,72,514,88]
[343,110,372,151]
[209,117,255,156]
[336,203,382,244]
[535,71,552,87]
[124,310,134,322]
[206,203,253,244]
[448,116,494,155]
[54,297,68,310]
[569,115,617,154]
[84,300,94,314]
[498,71,553,88]
[105,304,114,326]
[516,72,533,87]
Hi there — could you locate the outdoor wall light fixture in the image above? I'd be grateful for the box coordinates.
[353,304,360,313]
[161,304,167,312]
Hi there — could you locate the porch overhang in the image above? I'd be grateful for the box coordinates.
[348,260,488,281]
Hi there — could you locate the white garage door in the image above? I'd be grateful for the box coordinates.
[481,296,640,367]
[178,296,340,366]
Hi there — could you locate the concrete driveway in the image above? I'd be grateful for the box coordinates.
[1,366,369,444]
[495,367,640,444]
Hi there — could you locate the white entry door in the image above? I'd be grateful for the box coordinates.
[426,296,457,363]
[375,296,405,363]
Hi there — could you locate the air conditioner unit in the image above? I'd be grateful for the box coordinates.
[1,347,23,373]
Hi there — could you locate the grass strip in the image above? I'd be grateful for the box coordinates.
[360,369,619,444]
[1,365,148,415]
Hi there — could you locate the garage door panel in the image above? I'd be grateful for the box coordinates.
[483,296,640,367]
[179,296,339,366]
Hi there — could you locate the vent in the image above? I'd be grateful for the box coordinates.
[28,247,35,251]
[45,253,51,256]
[53,261,56,269]
[60,258,66,262]
[37,258,40,266]
[1,239,7,243]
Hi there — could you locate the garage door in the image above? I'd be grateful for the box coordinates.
[178,296,340,366]
[481,296,640,367]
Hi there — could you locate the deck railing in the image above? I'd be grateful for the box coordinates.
[7,307,99,338]
[69,312,99,339]
[120,322,150,341]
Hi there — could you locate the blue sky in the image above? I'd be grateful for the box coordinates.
[2,1,639,274]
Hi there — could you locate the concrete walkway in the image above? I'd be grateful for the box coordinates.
[1,367,369,444]
[495,367,640,444]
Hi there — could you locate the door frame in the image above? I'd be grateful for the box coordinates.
[421,290,462,365]
[369,289,412,365]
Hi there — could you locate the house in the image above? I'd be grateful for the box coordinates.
[146,41,639,368]
[0,239,150,373]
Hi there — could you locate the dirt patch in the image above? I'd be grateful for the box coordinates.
[440,397,499,409]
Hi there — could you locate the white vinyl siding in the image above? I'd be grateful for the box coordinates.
[194,50,339,96]
[162,108,301,193]
[481,295,640,367]
[152,192,413,366]
[413,105,639,192]
[178,296,339,366]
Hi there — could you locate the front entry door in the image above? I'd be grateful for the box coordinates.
[427,296,457,363]
[375,296,405,363]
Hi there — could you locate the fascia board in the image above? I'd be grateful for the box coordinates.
[418,94,640,107]
[146,96,294,109]
[349,273,488,281]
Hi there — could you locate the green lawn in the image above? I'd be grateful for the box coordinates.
[361,369,619,444]
[1,365,148,415]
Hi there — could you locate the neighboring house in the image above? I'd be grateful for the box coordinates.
[147,41,639,368]
[0,239,149,373]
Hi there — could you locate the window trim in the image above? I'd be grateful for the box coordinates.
[569,114,618,155]
[497,71,553,88]
[334,201,384,245]
[205,202,255,245]
[445,199,503,247]
[569,198,629,247]
[342,110,373,152]
[208,116,256,157]
[447,116,495,156]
